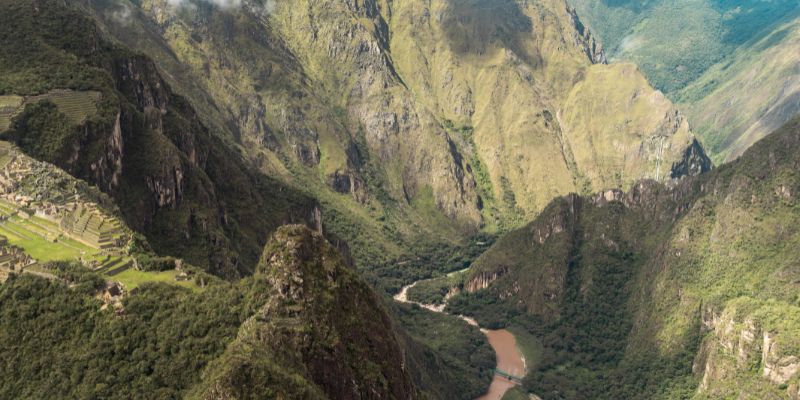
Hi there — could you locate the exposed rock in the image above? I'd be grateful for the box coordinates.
[93,0,710,236]
[671,138,713,179]
[763,332,800,385]
[465,266,509,293]
[196,225,419,400]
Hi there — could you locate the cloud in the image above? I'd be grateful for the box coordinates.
[106,2,133,26]
[166,0,243,9]
[164,0,279,17]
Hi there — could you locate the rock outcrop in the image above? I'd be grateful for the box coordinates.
[195,225,419,400]
[85,0,710,240]
[455,117,800,396]
[0,1,319,276]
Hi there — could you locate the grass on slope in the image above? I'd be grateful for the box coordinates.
[676,18,800,163]
[569,0,800,94]
[113,269,198,291]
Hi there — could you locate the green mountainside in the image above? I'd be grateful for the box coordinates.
[69,0,709,272]
[446,116,800,398]
[675,17,800,163]
[2,0,797,399]
[0,0,319,277]
[0,224,488,399]
[567,0,800,164]
[568,0,799,93]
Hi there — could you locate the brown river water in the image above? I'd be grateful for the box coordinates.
[394,279,526,399]
[475,329,525,400]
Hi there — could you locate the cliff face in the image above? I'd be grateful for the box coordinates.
[194,225,418,400]
[694,298,800,398]
[0,0,318,277]
[454,117,800,397]
[82,0,709,252]
[388,0,708,221]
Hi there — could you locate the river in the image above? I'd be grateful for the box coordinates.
[394,279,526,400]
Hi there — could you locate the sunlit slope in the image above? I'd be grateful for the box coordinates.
[677,18,800,163]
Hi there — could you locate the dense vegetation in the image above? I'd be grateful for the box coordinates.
[393,303,495,399]
[445,117,800,398]
[569,0,800,93]
[0,272,250,399]
[0,226,496,399]
[366,233,494,295]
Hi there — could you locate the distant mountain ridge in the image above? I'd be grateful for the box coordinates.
[568,0,800,164]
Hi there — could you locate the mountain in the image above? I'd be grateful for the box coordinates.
[567,0,800,164]
[0,0,319,277]
[65,0,710,269]
[447,116,800,398]
[1,224,474,399]
[190,225,418,399]
[5,0,790,399]
[675,17,800,163]
[567,0,799,94]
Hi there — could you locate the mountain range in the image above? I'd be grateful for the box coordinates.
[0,0,798,399]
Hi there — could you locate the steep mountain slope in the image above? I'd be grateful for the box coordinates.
[568,0,799,94]
[448,116,800,398]
[676,17,800,163]
[0,0,319,277]
[191,225,418,400]
[568,0,800,163]
[390,0,707,225]
[1,224,467,399]
[79,0,708,255]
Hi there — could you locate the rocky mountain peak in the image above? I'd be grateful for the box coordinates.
[196,224,419,399]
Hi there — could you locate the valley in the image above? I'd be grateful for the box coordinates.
[395,273,527,400]
[568,0,800,164]
[0,0,797,399]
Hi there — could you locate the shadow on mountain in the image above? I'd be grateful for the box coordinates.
[442,0,532,57]
[714,0,800,47]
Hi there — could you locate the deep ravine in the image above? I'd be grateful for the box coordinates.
[394,277,527,400]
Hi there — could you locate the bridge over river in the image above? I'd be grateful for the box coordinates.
[394,277,527,400]
[493,368,524,384]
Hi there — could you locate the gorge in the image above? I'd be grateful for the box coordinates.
[0,0,798,399]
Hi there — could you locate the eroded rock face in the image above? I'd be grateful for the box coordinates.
[197,225,419,400]
[763,332,800,385]
[465,267,509,293]
[671,138,714,179]
[695,303,800,397]
[100,0,711,234]
[2,1,321,276]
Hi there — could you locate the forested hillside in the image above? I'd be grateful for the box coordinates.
[448,116,800,398]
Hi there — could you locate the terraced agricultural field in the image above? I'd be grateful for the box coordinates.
[0,199,105,262]
[0,95,23,132]
[0,217,90,263]
[26,90,100,125]
[112,269,199,291]
[0,90,100,132]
